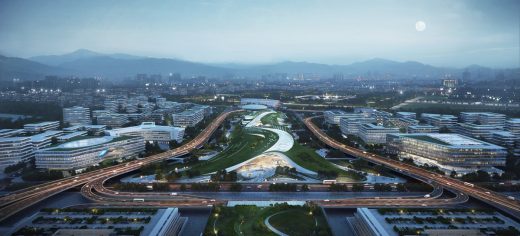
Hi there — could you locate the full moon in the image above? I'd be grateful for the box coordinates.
[415,21,426,32]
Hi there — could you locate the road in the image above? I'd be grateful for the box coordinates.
[303,116,520,217]
[0,109,241,223]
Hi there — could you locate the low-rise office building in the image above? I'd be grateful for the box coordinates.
[96,114,128,128]
[106,122,185,143]
[36,136,144,170]
[0,137,34,169]
[407,125,439,133]
[347,208,520,236]
[324,110,352,125]
[489,131,518,150]
[30,130,64,150]
[172,107,205,127]
[240,98,281,108]
[453,122,502,141]
[506,118,520,136]
[339,116,376,135]
[460,112,506,128]
[420,113,457,128]
[358,124,399,144]
[63,106,91,126]
[24,121,60,133]
[396,111,416,119]
[0,129,24,138]
[386,133,507,175]
[148,208,186,236]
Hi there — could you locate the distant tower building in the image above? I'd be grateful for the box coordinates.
[442,78,458,89]
[63,106,91,126]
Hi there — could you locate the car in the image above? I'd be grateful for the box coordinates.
[324,199,330,202]
[170,192,178,196]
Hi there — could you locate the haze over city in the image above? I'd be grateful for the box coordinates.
[0,0,519,67]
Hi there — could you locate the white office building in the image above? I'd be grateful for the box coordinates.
[148,208,186,236]
[0,137,34,169]
[396,112,416,119]
[36,136,144,170]
[407,125,439,133]
[506,118,520,136]
[324,110,352,125]
[339,116,376,136]
[460,112,506,128]
[358,124,399,144]
[172,107,205,127]
[63,106,91,126]
[240,98,281,108]
[0,129,25,138]
[30,130,64,150]
[386,133,507,175]
[106,122,185,143]
[24,121,60,133]
[453,122,502,141]
[420,113,457,128]
[96,114,128,128]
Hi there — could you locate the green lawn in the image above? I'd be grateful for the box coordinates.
[204,205,331,236]
[261,112,280,126]
[190,127,279,174]
[284,141,364,180]
[269,209,331,236]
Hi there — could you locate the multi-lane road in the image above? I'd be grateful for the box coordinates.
[0,109,241,223]
[303,116,520,217]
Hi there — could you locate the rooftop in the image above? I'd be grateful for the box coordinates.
[404,133,505,149]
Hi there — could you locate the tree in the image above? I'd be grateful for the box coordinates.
[51,137,58,145]
[450,170,457,178]
[179,184,187,191]
[351,183,364,192]
[155,171,163,181]
[301,184,310,192]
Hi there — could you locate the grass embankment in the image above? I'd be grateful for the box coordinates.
[261,112,280,126]
[269,209,330,236]
[190,126,279,174]
[204,205,331,236]
[284,142,364,181]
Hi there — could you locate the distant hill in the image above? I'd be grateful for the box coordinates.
[0,55,70,80]
[29,49,143,66]
[0,49,516,81]
[56,56,230,78]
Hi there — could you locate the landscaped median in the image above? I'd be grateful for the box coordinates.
[204,204,332,236]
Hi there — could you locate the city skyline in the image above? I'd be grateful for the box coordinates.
[0,0,519,68]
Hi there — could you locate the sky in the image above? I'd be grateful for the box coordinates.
[0,0,518,68]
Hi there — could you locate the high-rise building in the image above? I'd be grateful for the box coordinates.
[63,106,91,126]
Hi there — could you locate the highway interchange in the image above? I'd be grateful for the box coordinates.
[0,110,519,223]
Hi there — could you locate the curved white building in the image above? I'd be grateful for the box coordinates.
[106,122,185,143]
[35,136,144,170]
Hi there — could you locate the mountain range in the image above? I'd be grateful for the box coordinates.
[0,49,517,81]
